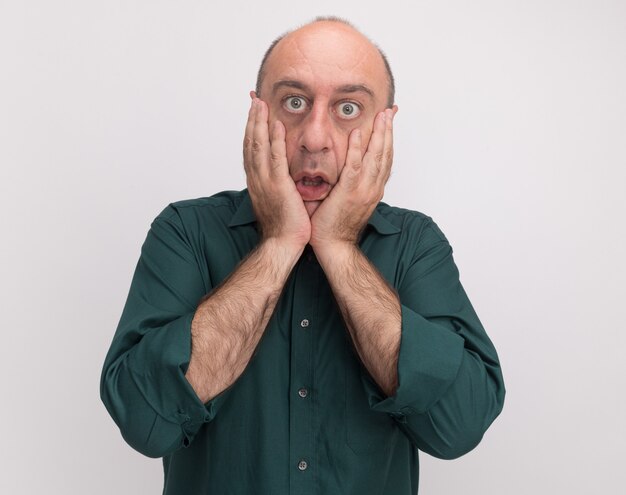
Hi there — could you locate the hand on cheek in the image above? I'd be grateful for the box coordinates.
[243,97,311,250]
[310,108,396,251]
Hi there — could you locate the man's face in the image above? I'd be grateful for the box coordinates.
[258,22,392,216]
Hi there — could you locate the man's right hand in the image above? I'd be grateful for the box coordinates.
[243,97,311,251]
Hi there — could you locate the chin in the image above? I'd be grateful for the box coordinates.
[304,201,321,217]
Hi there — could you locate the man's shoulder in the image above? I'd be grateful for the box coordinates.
[375,201,430,222]
[167,190,247,213]
[154,190,249,223]
[147,190,253,240]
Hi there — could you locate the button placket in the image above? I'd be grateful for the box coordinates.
[289,258,317,492]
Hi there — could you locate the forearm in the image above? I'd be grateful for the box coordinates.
[185,238,303,402]
[314,243,401,396]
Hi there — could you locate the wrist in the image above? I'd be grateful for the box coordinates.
[311,240,358,267]
[257,236,307,267]
[309,222,362,254]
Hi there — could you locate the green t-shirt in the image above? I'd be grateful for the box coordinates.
[101,189,504,494]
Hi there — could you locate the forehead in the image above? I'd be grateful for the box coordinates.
[264,23,388,100]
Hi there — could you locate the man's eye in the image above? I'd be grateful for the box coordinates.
[336,102,361,119]
[284,96,307,113]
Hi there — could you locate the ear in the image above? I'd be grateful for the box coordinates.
[250,91,258,100]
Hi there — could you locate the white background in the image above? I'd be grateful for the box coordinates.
[1,1,625,493]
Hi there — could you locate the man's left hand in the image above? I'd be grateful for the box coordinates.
[309,107,397,252]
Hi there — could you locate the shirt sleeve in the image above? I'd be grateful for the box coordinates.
[100,205,226,458]
[360,219,505,460]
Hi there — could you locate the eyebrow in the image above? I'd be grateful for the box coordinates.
[335,84,375,98]
[272,80,375,99]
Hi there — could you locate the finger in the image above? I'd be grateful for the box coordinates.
[269,120,289,177]
[380,108,395,184]
[252,99,271,171]
[243,99,257,172]
[339,128,362,188]
[364,111,387,176]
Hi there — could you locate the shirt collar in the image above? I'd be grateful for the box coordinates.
[228,189,401,235]
[228,191,256,227]
[367,209,401,235]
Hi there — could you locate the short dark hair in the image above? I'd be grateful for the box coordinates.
[255,17,395,108]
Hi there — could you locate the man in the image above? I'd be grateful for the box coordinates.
[101,17,505,494]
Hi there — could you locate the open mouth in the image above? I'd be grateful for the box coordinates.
[295,176,331,201]
[302,176,324,187]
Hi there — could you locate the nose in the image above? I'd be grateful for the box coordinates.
[299,103,333,154]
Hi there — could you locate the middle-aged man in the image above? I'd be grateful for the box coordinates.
[101,17,505,494]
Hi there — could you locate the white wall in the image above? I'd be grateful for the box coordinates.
[1,1,624,493]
